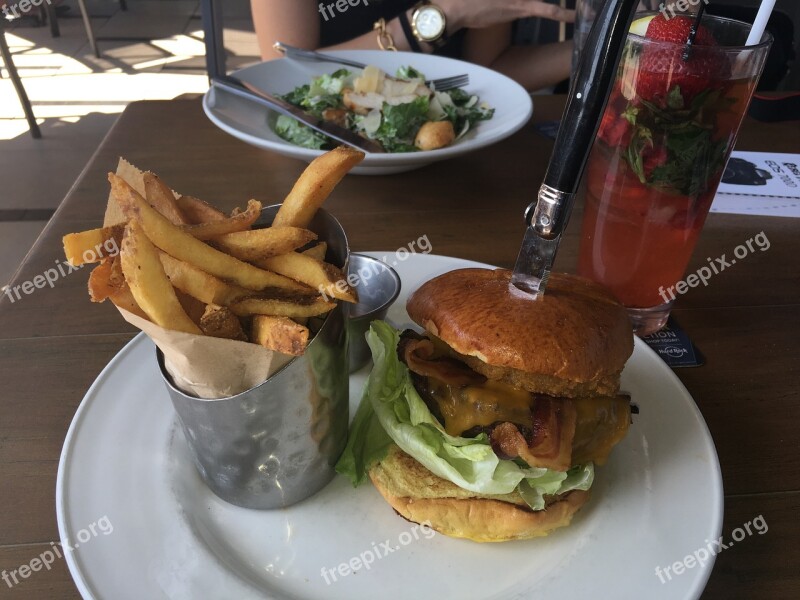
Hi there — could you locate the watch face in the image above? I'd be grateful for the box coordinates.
[416,7,445,40]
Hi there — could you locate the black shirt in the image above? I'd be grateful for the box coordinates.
[318,0,464,58]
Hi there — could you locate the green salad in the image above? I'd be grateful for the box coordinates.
[274,66,494,153]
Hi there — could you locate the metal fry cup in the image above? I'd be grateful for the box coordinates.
[157,205,350,510]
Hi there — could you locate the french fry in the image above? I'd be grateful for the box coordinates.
[143,172,188,225]
[176,291,207,325]
[272,146,364,228]
[108,285,148,320]
[158,252,249,306]
[302,242,328,261]
[108,255,125,288]
[211,227,317,262]
[87,259,116,302]
[255,252,357,303]
[63,225,124,267]
[89,255,131,304]
[230,294,336,318]
[175,195,226,224]
[252,315,309,356]
[200,304,248,341]
[181,199,261,240]
[109,173,306,292]
[119,222,201,335]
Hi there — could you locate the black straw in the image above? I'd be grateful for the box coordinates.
[683,3,708,61]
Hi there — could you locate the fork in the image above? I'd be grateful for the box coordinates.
[273,42,470,91]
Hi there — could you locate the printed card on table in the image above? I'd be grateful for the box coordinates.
[711,151,800,218]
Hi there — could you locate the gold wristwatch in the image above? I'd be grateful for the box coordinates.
[411,2,449,49]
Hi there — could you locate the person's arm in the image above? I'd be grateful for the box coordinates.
[251,0,430,60]
[463,24,512,67]
[252,0,574,61]
[490,40,574,92]
[251,0,320,59]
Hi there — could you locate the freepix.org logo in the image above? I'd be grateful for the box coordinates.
[318,0,369,22]
[657,231,770,304]
[658,0,710,21]
[2,0,53,19]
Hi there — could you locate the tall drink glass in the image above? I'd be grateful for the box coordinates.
[577,14,772,335]
[572,1,661,75]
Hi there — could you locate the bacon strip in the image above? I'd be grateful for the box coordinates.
[491,397,577,471]
[400,336,487,387]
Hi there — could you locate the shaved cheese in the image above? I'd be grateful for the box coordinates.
[354,65,386,94]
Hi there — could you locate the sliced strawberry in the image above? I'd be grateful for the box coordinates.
[645,14,717,46]
[636,46,729,106]
[598,110,633,147]
[636,14,727,105]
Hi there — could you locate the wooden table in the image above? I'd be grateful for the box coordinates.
[0,97,797,599]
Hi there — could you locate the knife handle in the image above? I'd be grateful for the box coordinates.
[529,0,640,235]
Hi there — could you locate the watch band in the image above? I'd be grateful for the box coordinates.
[399,10,423,53]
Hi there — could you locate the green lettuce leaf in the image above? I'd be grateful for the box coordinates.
[335,321,596,510]
[518,463,594,511]
[335,384,393,486]
[374,96,430,152]
[396,65,425,80]
[281,69,350,117]
[439,89,495,135]
[282,84,310,107]
[274,115,331,150]
[308,69,351,97]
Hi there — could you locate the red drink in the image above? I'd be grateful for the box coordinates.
[576,13,770,335]
[578,78,757,309]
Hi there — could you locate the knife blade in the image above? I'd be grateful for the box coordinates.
[210,75,385,154]
[511,0,641,297]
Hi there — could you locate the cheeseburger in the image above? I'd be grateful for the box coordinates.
[337,268,635,542]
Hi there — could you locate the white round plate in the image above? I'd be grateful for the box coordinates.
[202,51,533,175]
[57,254,722,600]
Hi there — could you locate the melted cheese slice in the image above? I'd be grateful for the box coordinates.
[428,380,532,437]
[426,379,630,465]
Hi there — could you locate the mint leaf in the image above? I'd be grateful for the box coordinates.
[649,124,728,196]
[667,86,685,110]
[622,105,639,125]
[619,85,735,195]
[626,125,653,184]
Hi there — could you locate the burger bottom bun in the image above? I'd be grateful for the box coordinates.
[368,445,590,543]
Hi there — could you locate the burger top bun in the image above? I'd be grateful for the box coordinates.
[406,269,633,398]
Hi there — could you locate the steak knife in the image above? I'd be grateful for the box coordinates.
[210,75,385,154]
[511,0,641,297]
